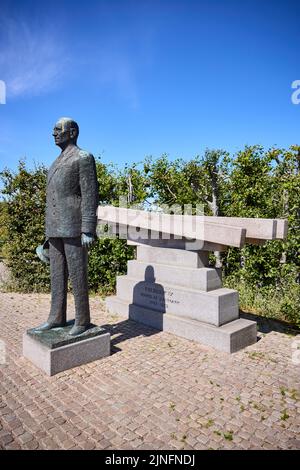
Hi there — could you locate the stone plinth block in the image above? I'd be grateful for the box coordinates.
[106,297,257,353]
[127,260,222,291]
[23,324,110,376]
[136,245,209,268]
[116,276,239,326]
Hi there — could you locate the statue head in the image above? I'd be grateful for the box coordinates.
[53,117,79,150]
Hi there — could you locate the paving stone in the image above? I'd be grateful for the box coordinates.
[0,433,14,445]
[61,439,76,450]
[18,432,34,444]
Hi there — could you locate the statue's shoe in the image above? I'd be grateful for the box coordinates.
[34,321,66,331]
[69,325,89,336]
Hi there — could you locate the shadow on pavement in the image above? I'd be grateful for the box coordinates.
[101,318,160,355]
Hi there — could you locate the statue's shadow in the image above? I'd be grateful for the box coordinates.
[102,265,166,354]
[101,319,160,355]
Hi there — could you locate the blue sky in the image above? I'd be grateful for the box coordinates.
[0,0,300,172]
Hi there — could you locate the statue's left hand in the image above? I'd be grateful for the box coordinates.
[81,232,95,248]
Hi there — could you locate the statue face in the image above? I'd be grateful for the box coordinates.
[52,121,71,148]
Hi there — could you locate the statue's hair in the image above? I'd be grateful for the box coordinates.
[57,117,79,137]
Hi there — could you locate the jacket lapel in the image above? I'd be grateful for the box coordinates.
[47,151,75,185]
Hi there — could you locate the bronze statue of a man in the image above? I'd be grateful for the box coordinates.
[36,117,99,336]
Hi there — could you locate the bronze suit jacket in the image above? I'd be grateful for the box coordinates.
[45,147,99,238]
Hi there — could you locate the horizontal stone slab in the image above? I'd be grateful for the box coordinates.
[98,206,246,247]
[116,276,239,326]
[23,329,110,376]
[127,236,229,252]
[127,260,222,291]
[275,219,288,239]
[198,216,277,240]
[136,245,209,268]
[106,297,257,353]
[98,206,288,246]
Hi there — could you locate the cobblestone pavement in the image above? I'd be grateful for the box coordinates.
[0,292,299,450]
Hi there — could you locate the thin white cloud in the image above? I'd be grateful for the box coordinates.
[98,50,140,110]
[78,29,156,111]
[0,16,68,98]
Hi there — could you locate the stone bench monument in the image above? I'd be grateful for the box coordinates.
[99,206,287,353]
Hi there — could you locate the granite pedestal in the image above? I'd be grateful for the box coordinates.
[23,324,110,376]
[106,245,257,353]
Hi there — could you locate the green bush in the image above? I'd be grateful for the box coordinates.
[0,161,50,291]
[224,268,300,327]
[88,238,134,296]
